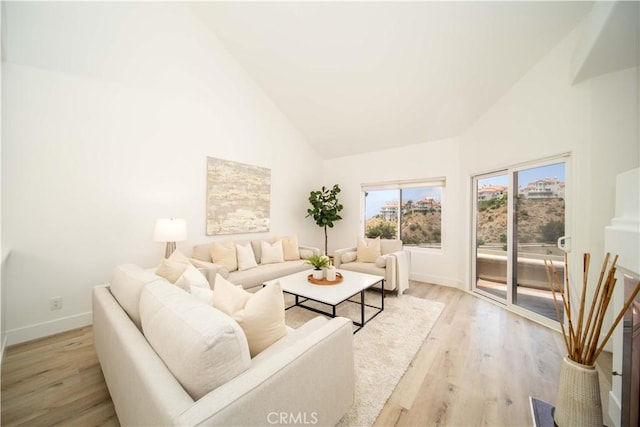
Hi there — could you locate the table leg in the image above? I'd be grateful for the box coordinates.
[361,290,365,326]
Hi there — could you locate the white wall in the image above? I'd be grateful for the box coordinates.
[324,21,639,294]
[323,137,463,287]
[1,2,322,344]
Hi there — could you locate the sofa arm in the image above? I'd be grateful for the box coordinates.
[333,247,357,268]
[177,317,355,426]
[188,258,230,289]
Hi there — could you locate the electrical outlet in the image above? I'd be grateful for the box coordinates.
[49,296,63,311]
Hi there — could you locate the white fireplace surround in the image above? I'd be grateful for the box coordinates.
[605,167,640,427]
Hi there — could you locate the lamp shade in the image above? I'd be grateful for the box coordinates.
[154,218,187,242]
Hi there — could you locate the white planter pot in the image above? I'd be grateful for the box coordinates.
[554,356,603,427]
[312,269,324,280]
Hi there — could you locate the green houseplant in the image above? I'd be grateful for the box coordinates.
[306,184,344,255]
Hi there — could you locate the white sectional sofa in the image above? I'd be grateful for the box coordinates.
[92,264,355,426]
[191,236,320,292]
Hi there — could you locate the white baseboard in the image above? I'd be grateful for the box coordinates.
[608,390,621,427]
[5,311,92,346]
[410,272,462,288]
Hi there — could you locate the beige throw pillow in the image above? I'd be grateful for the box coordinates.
[168,249,191,265]
[155,259,189,285]
[236,243,258,271]
[280,235,301,261]
[213,274,252,315]
[213,275,286,357]
[356,237,381,263]
[261,240,284,264]
[234,283,286,357]
[211,241,238,272]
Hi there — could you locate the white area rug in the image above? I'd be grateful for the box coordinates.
[284,291,444,427]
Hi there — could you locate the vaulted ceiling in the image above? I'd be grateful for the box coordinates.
[189,1,593,159]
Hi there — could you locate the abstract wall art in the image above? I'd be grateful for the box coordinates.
[206,157,271,235]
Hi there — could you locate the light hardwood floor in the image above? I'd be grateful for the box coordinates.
[1,282,610,426]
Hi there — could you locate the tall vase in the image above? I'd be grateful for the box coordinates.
[554,356,603,427]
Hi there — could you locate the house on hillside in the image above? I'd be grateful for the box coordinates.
[518,178,565,199]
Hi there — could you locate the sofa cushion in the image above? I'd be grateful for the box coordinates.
[140,280,251,400]
[110,264,164,329]
[211,241,238,272]
[236,243,258,271]
[375,255,387,268]
[228,259,310,290]
[213,277,286,357]
[340,261,386,278]
[356,237,381,262]
[280,235,301,261]
[261,240,284,265]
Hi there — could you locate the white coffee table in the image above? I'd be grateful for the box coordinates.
[264,269,384,333]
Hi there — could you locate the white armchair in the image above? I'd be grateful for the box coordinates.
[333,238,409,295]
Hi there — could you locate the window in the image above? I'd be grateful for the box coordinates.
[362,179,444,248]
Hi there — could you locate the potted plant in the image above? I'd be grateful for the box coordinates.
[306,254,331,279]
[306,184,344,256]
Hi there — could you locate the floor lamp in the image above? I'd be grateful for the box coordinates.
[154,218,187,258]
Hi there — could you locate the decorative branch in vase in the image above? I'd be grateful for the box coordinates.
[545,252,640,427]
[545,252,640,366]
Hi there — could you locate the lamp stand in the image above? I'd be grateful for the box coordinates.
[164,241,176,259]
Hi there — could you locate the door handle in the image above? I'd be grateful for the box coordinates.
[557,236,571,253]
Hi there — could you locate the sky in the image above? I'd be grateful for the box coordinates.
[364,162,565,219]
[477,162,565,187]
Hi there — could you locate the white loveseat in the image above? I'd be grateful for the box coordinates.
[334,238,409,294]
[92,264,355,426]
[191,236,319,292]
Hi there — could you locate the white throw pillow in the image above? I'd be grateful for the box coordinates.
[140,281,251,400]
[236,243,258,271]
[375,255,387,268]
[299,248,314,259]
[356,237,381,263]
[175,264,210,290]
[213,276,286,357]
[261,240,284,264]
[190,286,215,305]
[341,251,357,264]
[211,241,238,272]
[213,274,252,315]
[281,235,301,261]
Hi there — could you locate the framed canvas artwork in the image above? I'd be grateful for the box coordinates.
[206,157,271,235]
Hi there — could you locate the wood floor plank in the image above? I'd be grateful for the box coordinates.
[1,282,611,426]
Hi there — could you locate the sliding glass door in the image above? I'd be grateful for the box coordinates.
[473,158,568,323]
[474,172,509,303]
